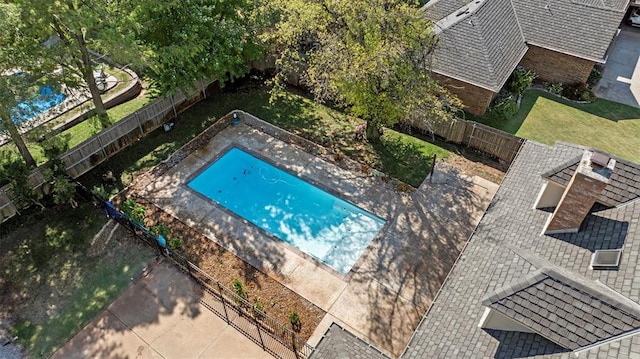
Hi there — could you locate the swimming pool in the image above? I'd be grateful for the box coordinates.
[188,147,385,274]
[10,85,66,125]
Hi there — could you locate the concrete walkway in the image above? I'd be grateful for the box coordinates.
[593,26,640,108]
[52,259,273,359]
[138,121,498,358]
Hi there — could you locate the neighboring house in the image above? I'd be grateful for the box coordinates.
[423,0,633,114]
[402,141,640,358]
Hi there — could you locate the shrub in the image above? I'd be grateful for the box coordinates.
[508,66,536,96]
[581,89,597,102]
[587,65,602,86]
[150,222,170,237]
[252,300,265,317]
[548,83,564,96]
[489,96,519,119]
[289,311,301,332]
[232,279,248,301]
[561,83,588,101]
[168,238,183,249]
[91,185,110,201]
[122,198,146,224]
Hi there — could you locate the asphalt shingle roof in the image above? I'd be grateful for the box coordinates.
[511,0,627,62]
[483,267,640,351]
[542,151,640,207]
[425,0,527,91]
[423,0,474,22]
[310,323,390,359]
[423,0,627,93]
[401,141,640,358]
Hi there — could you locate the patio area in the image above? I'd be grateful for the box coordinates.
[135,112,498,357]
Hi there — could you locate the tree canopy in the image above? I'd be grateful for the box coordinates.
[130,0,262,94]
[12,0,141,128]
[0,2,54,168]
[263,0,460,141]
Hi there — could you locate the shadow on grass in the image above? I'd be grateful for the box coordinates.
[81,81,448,192]
[0,202,168,358]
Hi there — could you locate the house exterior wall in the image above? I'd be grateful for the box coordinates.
[478,308,534,333]
[434,74,495,116]
[534,181,566,209]
[519,45,595,85]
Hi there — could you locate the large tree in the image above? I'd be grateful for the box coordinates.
[13,0,141,128]
[0,3,43,168]
[130,0,262,94]
[264,0,461,141]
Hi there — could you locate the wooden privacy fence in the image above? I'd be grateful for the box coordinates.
[0,79,215,222]
[416,118,524,164]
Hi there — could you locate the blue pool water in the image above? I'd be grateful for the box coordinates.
[188,147,385,274]
[10,85,66,125]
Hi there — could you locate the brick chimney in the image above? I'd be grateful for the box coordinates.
[544,151,615,234]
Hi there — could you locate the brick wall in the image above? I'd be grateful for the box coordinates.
[545,152,614,234]
[519,45,595,85]
[434,74,495,115]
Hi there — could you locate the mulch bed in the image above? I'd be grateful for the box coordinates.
[121,194,325,341]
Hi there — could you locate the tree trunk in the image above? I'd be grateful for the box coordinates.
[0,108,36,168]
[77,34,109,128]
[365,119,382,142]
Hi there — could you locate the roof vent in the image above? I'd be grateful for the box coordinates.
[590,249,622,269]
[456,8,469,16]
[591,152,610,167]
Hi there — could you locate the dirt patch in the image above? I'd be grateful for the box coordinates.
[444,152,507,184]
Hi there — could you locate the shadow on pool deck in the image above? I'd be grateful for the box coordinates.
[52,259,275,359]
[136,120,497,358]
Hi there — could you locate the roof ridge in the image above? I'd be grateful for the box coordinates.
[505,244,640,316]
[540,155,581,183]
[569,0,627,12]
[481,245,640,351]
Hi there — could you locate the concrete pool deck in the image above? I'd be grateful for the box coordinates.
[137,117,497,357]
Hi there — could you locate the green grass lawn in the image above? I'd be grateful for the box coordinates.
[1,79,150,166]
[471,90,640,162]
[83,85,451,190]
[1,203,155,357]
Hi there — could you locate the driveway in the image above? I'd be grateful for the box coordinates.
[52,259,273,359]
[593,25,640,108]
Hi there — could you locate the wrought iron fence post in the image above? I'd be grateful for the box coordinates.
[292,332,300,359]
[183,256,190,274]
[429,154,437,184]
[218,282,230,324]
[255,316,266,351]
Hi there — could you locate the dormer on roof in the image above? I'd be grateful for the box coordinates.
[479,267,640,353]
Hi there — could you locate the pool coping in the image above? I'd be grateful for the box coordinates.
[182,142,392,278]
[130,110,498,357]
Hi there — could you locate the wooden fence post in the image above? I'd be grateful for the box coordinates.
[95,134,108,159]
[170,94,177,118]
[135,112,144,135]
[468,123,476,147]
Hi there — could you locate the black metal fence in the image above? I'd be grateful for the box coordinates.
[112,205,314,359]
